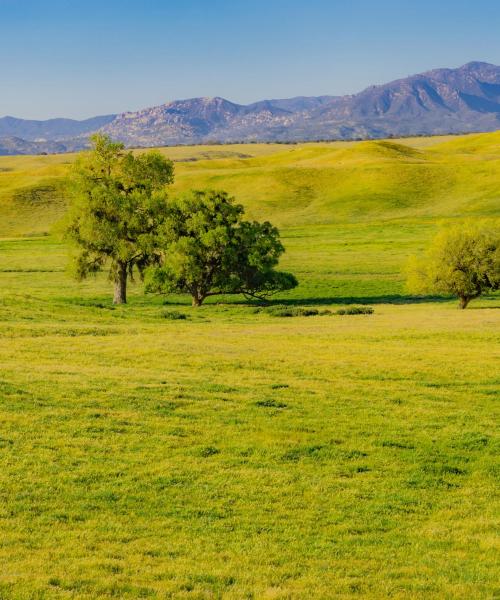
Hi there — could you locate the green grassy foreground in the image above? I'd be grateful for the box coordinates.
[0,133,499,598]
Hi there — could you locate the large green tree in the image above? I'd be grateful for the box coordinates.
[407,221,499,308]
[146,189,297,306]
[63,134,174,303]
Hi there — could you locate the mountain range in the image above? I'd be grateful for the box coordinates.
[2,61,500,155]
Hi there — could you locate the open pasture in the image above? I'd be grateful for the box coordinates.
[0,133,498,598]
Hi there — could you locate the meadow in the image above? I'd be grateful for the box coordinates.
[0,133,499,598]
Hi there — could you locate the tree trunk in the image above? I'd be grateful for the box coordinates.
[113,263,127,304]
[458,295,470,309]
[191,293,205,307]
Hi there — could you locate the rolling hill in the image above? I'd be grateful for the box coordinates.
[1,131,499,238]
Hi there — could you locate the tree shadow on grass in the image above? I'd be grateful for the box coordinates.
[161,293,458,308]
[62,292,498,309]
[161,293,454,308]
[262,293,499,308]
[265,294,453,307]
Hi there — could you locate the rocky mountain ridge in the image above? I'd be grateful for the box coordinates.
[2,62,499,155]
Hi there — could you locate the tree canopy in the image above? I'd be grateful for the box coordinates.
[146,189,297,306]
[63,134,174,303]
[406,221,499,308]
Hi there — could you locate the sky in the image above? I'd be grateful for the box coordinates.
[1,0,500,120]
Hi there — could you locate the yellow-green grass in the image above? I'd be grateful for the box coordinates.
[0,262,498,599]
[0,133,499,598]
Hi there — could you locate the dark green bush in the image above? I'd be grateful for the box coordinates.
[256,305,373,317]
[255,399,287,408]
[335,306,374,315]
[265,306,319,317]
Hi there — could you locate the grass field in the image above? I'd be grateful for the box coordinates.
[0,133,499,598]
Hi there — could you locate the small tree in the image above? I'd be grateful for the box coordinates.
[63,134,174,304]
[407,221,499,308]
[146,189,297,306]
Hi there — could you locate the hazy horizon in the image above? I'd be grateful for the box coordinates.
[2,0,500,120]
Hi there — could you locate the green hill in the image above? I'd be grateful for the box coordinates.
[1,132,500,238]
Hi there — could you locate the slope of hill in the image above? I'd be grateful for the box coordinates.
[2,62,500,154]
[1,131,499,238]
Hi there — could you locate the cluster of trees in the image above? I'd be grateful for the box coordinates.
[63,135,297,305]
[64,135,498,310]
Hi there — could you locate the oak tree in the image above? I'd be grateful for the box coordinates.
[406,221,499,308]
[146,189,297,306]
[63,134,174,303]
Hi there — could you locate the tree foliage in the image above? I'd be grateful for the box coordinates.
[406,221,499,308]
[63,134,174,303]
[146,189,297,305]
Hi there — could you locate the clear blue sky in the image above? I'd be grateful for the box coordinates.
[2,0,500,120]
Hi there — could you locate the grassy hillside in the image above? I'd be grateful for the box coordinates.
[0,133,498,598]
[1,131,500,237]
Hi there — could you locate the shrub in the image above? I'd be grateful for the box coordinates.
[255,399,287,408]
[335,306,374,315]
[257,305,373,317]
[265,306,319,317]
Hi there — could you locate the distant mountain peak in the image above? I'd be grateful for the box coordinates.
[2,62,500,155]
[461,60,496,70]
